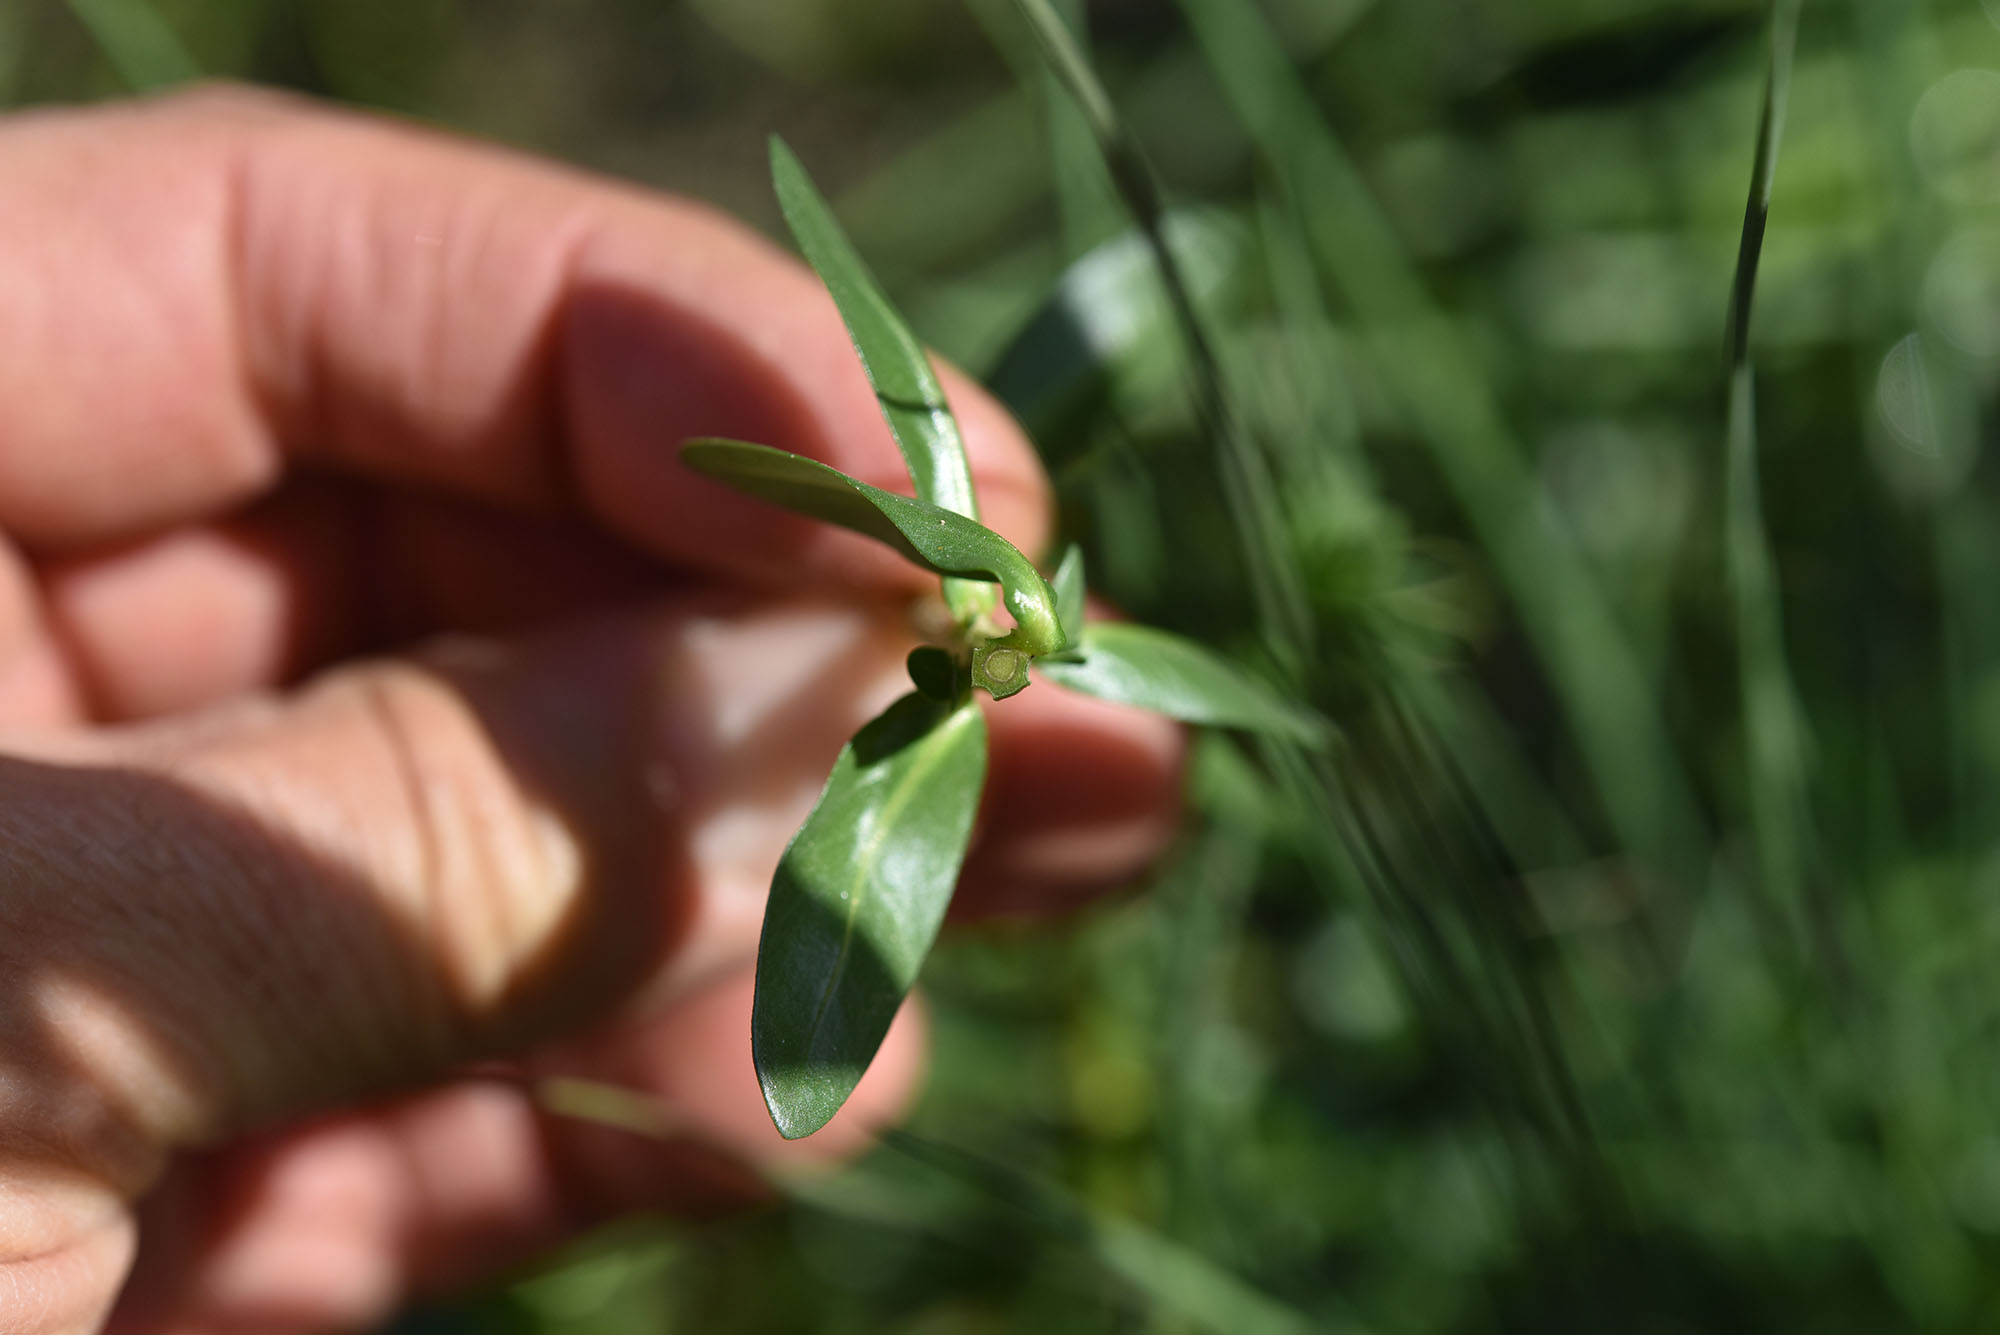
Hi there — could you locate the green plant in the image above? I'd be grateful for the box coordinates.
[682,137,1329,1139]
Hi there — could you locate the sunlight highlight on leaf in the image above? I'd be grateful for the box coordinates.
[753,694,988,1138]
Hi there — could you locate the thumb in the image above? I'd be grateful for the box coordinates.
[0,596,915,1192]
[0,589,1183,1331]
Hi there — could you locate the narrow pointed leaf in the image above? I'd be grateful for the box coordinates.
[753,693,988,1138]
[769,136,995,622]
[1050,544,1087,649]
[1722,0,1813,924]
[1038,622,1331,744]
[684,438,1065,656]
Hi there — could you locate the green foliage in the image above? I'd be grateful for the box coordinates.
[687,141,1322,1138]
[986,208,1255,453]
[1724,0,1815,933]
[38,0,2000,1330]
[60,0,196,90]
[753,694,987,1139]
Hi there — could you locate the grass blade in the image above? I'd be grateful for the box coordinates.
[0,2,24,105]
[63,0,199,91]
[754,695,988,1138]
[1172,0,1706,885]
[769,137,995,623]
[1004,0,1317,671]
[1724,0,1813,934]
[884,1132,1326,1335]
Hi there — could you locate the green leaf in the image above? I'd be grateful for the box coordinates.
[1722,0,1813,931]
[1037,622,1331,744]
[753,693,988,1138]
[769,136,995,623]
[1050,543,1087,649]
[683,438,1065,657]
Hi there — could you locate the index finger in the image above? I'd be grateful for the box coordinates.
[0,86,1050,584]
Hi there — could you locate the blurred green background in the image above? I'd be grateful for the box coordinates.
[17,0,2000,1329]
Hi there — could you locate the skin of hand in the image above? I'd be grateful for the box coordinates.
[0,86,1184,1334]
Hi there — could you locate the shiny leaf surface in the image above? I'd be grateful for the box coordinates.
[753,693,988,1138]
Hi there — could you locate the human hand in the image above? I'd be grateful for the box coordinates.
[0,87,1183,1334]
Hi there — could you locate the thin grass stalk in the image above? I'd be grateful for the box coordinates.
[1378,701,1599,1145]
[1723,0,1812,943]
[1841,0,1991,852]
[882,1131,1325,1335]
[1006,0,1643,1262]
[1172,0,1705,894]
[1007,0,1612,1180]
[1254,189,1365,492]
[1007,0,1317,673]
[1036,0,1123,259]
[1153,823,1261,1261]
[1265,736,1540,1129]
[1402,672,1589,874]
[0,3,24,105]
[63,0,198,90]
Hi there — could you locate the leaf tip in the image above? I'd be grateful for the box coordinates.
[752,1010,848,1141]
[757,1071,836,1141]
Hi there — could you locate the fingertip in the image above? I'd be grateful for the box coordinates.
[560,231,861,583]
[612,965,925,1165]
[562,202,1052,587]
[536,967,927,1215]
[956,681,1187,919]
[37,483,362,721]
